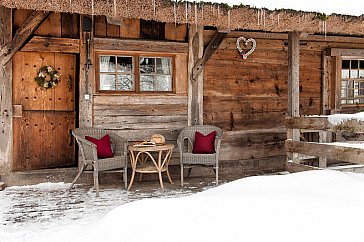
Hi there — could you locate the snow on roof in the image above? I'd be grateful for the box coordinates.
[200,0,363,16]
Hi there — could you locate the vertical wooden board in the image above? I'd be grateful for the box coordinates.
[28,52,55,111]
[54,53,76,111]
[165,23,187,42]
[107,23,120,38]
[34,12,62,37]
[13,9,33,31]
[94,15,107,37]
[49,111,76,168]
[175,54,188,94]
[140,19,165,40]
[12,52,24,105]
[61,13,79,38]
[120,18,140,38]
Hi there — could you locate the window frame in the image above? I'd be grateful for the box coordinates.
[338,57,364,107]
[95,51,176,94]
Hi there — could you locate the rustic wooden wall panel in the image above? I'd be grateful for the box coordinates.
[61,13,79,38]
[93,95,188,143]
[203,30,364,164]
[34,12,62,37]
[119,18,140,38]
[165,23,187,42]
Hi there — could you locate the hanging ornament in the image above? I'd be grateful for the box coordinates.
[236,36,256,60]
[34,65,60,89]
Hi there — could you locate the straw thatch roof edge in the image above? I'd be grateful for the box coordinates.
[1,0,364,36]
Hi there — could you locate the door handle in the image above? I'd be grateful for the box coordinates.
[13,104,23,117]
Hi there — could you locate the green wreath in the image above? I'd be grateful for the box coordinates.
[34,65,60,89]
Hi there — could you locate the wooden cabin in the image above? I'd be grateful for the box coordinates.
[1,1,364,183]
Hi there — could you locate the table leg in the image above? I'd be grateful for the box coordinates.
[158,171,164,190]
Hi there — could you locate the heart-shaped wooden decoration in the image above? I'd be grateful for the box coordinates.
[236,37,256,59]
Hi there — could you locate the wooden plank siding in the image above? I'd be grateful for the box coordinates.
[203,29,364,165]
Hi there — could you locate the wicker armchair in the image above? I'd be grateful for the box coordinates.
[177,125,223,186]
[68,128,128,196]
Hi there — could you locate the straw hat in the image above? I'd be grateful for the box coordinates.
[150,134,165,145]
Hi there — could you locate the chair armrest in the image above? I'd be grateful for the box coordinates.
[74,135,98,161]
[109,133,127,156]
[177,137,193,153]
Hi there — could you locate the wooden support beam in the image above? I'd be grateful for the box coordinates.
[79,16,94,128]
[286,116,364,133]
[0,10,50,66]
[287,31,300,163]
[94,38,188,53]
[286,140,364,165]
[0,7,12,174]
[21,36,80,53]
[330,48,364,57]
[188,25,204,126]
[191,31,227,81]
[286,117,332,130]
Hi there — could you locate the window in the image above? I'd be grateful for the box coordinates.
[340,59,364,105]
[96,53,173,93]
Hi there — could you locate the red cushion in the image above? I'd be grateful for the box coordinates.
[192,131,217,154]
[85,134,113,159]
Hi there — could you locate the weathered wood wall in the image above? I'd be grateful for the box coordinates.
[7,9,364,174]
[203,30,364,164]
[92,17,188,164]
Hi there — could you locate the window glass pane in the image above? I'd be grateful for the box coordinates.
[342,70,349,78]
[99,56,116,72]
[156,58,171,74]
[351,70,359,78]
[351,60,359,69]
[359,70,364,78]
[140,75,154,91]
[99,74,116,90]
[117,75,134,91]
[342,60,350,69]
[140,57,155,74]
[117,56,133,72]
[155,76,172,91]
[140,75,172,91]
[360,60,364,69]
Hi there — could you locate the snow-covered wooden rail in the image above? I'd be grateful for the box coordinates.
[285,115,364,166]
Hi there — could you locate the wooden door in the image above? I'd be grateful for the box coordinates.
[13,52,76,171]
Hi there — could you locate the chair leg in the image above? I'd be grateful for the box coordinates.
[94,169,100,197]
[181,164,184,187]
[123,168,128,190]
[187,168,192,177]
[215,166,219,185]
[68,164,86,193]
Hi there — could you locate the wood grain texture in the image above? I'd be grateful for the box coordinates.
[13,111,75,171]
[21,36,80,53]
[93,38,188,53]
[286,140,364,164]
[0,7,12,174]
[0,10,51,65]
[119,18,140,38]
[165,23,187,42]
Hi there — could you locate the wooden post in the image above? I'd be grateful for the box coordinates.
[79,16,94,127]
[322,50,332,115]
[188,25,204,126]
[0,7,12,174]
[287,32,300,163]
[318,131,332,168]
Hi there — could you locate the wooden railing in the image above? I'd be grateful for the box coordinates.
[285,116,364,167]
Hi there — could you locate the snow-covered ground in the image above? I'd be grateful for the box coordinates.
[2,170,364,242]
